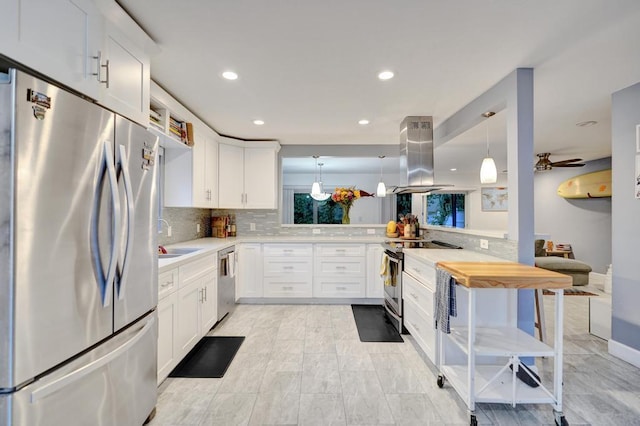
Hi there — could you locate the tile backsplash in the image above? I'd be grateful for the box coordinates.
[158,207,212,246]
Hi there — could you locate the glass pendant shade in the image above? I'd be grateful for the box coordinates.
[480,157,497,184]
[311,159,331,201]
[376,181,387,197]
[311,181,321,195]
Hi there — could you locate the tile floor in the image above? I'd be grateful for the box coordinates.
[149,287,640,425]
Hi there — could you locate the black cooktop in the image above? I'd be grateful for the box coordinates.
[383,239,463,252]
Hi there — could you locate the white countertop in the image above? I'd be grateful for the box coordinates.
[402,248,507,267]
[159,236,508,272]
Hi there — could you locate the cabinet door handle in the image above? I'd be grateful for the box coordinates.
[282,266,294,270]
[412,322,420,331]
[92,52,110,88]
[160,280,173,288]
[411,292,418,300]
[335,266,347,270]
[203,286,207,301]
[337,286,347,291]
[283,249,294,253]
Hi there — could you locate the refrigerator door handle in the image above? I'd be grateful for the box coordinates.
[103,141,121,307]
[116,144,135,300]
[29,316,155,403]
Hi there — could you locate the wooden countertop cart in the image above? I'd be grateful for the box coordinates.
[435,261,572,426]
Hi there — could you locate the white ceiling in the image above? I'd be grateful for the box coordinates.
[119,0,640,174]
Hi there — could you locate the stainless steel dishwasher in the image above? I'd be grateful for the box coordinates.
[218,246,236,321]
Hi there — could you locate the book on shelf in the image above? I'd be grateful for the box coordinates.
[186,122,195,146]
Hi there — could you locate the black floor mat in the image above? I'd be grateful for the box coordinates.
[351,305,403,343]
[169,336,244,378]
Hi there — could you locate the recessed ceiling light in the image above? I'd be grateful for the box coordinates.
[253,119,264,126]
[222,71,238,80]
[358,119,370,125]
[378,70,394,80]
[450,168,457,172]
[576,120,597,127]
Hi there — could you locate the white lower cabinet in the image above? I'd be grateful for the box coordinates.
[237,244,263,298]
[366,244,384,298]
[402,271,436,362]
[157,253,217,384]
[157,290,178,382]
[313,244,365,298]
[263,244,312,297]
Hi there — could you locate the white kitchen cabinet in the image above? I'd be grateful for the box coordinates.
[0,0,153,125]
[402,255,437,364]
[263,244,312,297]
[157,290,178,383]
[2,0,104,99]
[164,127,218,208]
[97,21,150,126]
[157,252,217,383]
[237,244,263,299]
[218,139,280,209]
[366,244,385,298]
[176,278,202,355]
[313,244,366,298]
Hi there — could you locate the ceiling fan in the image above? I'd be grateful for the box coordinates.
[535,153,585,171]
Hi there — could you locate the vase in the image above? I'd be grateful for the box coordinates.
[341,204,351,224]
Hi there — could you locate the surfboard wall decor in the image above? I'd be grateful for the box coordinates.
[557,169,612,199]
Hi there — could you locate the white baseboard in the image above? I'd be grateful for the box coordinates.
[589,272,605,290]
[609,339,640,368]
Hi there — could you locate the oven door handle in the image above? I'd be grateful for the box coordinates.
[386,255,400,265]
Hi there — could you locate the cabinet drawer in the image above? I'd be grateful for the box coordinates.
[263,257,312,275]
[263,277,312,297]
[402,272,434,319]
[315,257,365,276]
[404,297,436,363]
[158,268,178,299]
[179,253,216,287]
[315,244,365,257]
[313,277,365,298]
[404,257,435,291]
[263,244,313,257]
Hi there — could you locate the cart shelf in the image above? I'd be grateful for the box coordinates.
[448,326,555,357]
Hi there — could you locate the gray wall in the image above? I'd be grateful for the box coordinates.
[534,157,612,273]
[611,81,640,352]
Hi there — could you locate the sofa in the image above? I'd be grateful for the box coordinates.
[534,240,592,286]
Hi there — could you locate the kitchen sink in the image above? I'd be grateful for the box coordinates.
[158,247,200,259]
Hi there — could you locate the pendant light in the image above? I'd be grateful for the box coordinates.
[376,155,387,197]
[311,159,331,201]
[480,112,497,184]
[311,155,321,196]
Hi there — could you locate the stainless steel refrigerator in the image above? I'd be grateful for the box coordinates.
[0,69,158,425]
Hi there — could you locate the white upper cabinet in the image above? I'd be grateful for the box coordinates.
[218,138,280,209]
[164,125,218,208]
[3,0,104,99]
[0,0,153,125]
[97,21,150,126]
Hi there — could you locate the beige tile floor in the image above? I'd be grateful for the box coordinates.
[149,287,640,425]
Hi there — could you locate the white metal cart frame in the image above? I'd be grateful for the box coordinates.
[435,262,570,426]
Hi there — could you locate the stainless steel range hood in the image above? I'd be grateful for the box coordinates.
[391,116,451,194]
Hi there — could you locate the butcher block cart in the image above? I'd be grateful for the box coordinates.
[435,261,572,426]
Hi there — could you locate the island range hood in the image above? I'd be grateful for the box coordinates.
[391,116,451,194]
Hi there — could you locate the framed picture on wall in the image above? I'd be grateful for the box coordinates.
[481,187,508,211]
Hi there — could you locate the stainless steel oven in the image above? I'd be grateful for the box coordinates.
[382,240,462,333]
[383,248,404,332]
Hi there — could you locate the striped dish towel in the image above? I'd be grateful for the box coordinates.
[435,268,457,334]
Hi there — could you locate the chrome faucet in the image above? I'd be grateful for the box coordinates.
[158,219,172,236]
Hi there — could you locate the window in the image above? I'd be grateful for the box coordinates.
[293,193,343,224]
[426,193,465,228]
[396,193,412,218]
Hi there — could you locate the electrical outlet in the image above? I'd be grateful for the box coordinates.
[250,222,256,231]
[167,226,172,237]
[480,239,489,249]
[312,228,321,234]
[196,223,201,233]
[367,228,376,235]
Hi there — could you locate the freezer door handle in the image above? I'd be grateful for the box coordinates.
[116,144,135,300]
[30,315,155,403]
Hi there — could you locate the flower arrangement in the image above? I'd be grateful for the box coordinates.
[331,187,373,224]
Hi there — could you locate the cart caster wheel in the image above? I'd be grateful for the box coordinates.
[554,415,568,426]
[470,414,478,426]
[437,375,445,388]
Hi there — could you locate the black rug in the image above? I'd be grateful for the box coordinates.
[351,305,403,343]
[169,336,244,378]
